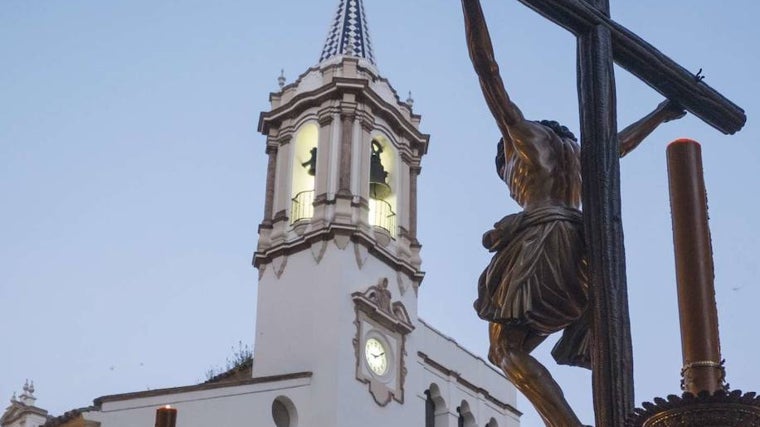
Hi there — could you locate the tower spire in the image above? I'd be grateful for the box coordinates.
[319,0,375,65]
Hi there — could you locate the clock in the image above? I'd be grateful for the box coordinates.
[364,337,388,376]
[353,278,415,406]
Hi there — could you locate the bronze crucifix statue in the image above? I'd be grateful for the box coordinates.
[461,0,745,426]
[462,1,684,425]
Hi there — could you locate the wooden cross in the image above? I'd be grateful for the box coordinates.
[515,0,746,425]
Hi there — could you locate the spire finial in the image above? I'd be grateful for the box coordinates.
[319,0,376,65]
[277,69,286,89]
[406,91,414,108]
[19,379,36,406]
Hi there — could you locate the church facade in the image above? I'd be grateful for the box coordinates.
[3,1,520,426]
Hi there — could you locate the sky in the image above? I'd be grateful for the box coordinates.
[1,1,758,426]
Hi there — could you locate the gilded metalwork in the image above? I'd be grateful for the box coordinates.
[627,391,760,427]
[681,360,728,393]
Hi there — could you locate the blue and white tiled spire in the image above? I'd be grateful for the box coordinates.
[319,0,376,65]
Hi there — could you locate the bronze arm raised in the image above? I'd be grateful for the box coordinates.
[619,99,686,157]
[461,0,549,161]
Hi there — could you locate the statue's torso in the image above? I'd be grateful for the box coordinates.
[503,132,582,211]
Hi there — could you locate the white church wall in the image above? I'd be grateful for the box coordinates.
[253,240,425,426]
[415,320,521,427]
[91,375,310,427]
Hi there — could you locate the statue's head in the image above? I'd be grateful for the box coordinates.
[537,120,577,142]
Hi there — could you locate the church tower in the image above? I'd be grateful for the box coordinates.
[252,0,430,423]
[11,3,518,426]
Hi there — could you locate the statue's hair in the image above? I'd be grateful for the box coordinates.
[536,120,577,142]
[494,120,577,178]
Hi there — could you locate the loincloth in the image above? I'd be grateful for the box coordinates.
[474,205,591,368]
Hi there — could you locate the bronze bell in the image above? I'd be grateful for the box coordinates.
[369,140,391,199]
[301,147,317,176]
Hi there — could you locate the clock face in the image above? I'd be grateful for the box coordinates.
[364,337,389,376]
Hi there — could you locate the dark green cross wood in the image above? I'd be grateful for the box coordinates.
[515,0,746,425]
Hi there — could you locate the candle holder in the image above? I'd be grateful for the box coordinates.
[627,390,760,426]
[626,139,760,426]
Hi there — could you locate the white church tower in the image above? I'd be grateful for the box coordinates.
[252,0,426,386]
[19,2,522,427]
[252,0,428,421]
[250,1,519,425]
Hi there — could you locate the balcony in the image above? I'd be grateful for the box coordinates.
[290,190,314,223]
[369,198,396,237]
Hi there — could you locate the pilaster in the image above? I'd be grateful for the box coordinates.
[335,98,357,225]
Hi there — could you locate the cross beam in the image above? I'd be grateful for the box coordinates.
[520,0,746,134]
[515,0,746,426]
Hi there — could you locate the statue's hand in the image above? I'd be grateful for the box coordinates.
[658,99,687,122]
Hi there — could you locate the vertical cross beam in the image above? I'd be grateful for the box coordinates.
[576,3,635,423]
[468,0,745,422]
[513,0,745,423]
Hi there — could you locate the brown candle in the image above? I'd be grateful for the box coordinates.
[667,138,724,395]
[155,405,177,427]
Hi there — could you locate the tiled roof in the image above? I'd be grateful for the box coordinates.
[42,407,96,427]
[203,356,253,384]
[319,0,375,65]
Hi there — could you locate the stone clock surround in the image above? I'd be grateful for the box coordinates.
[352,278,414,406]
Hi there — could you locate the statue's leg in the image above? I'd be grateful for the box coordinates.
[490,323,584,427]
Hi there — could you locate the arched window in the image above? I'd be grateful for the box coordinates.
[486,418,499,427]
[424,389,436,427]
[457,400,476,427]
[290,122,318,223]
[271,396,298,427]
[425,383,448,427]
[368,135,396,236]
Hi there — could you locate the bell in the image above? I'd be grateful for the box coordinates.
[301,147,317,176]
[369,140,391,199]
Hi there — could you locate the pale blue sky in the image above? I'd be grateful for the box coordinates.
[2,1,759,426]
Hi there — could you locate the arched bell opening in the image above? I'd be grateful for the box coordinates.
[290,122,318,223]
[368,135,397,236]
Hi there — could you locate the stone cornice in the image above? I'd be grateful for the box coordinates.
[270,59,418,120]
[253,225,424,283]
[417,351,522,417]
[352,278,415,335]
[0,403,48,425]
[259,77,429,156]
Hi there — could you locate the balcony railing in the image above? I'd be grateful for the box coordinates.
[290,190,314,223]
[369,198,396,237]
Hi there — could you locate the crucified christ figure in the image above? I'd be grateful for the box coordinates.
[461,1,686,425]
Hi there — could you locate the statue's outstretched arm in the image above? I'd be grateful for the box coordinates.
[619,100,686,157]
[461,0,533,142]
